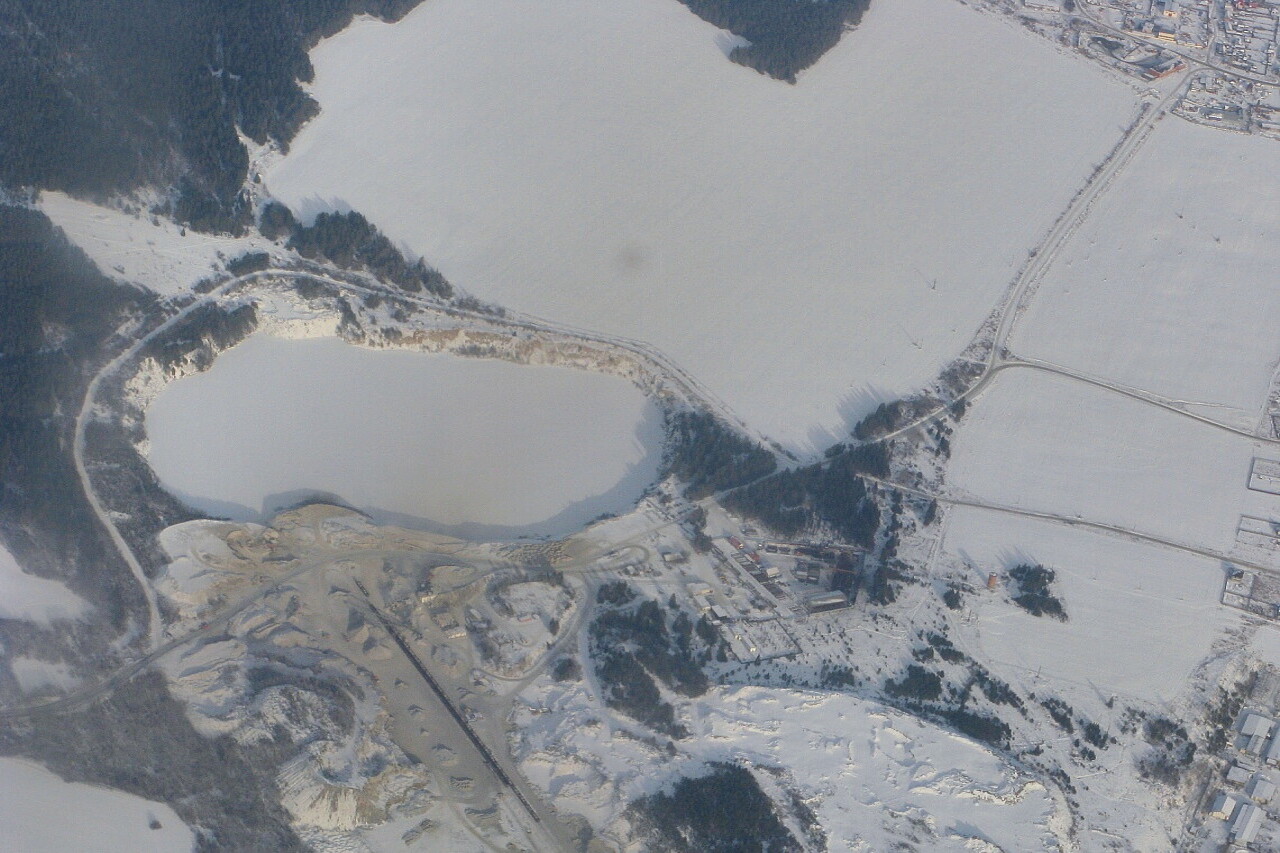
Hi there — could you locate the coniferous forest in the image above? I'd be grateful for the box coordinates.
[0,0,422,231]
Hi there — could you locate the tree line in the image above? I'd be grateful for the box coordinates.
[262,203,452,298]
[678,0,870,83]
[0,0,424,231]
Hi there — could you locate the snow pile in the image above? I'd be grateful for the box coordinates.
[0,757,195,852]
[513,682,1059,850]
[0,544,88,624]
[265,0,1137,450]
[39,191,283,297]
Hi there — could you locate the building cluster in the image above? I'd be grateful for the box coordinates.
[1205,710,1280,847]
[1218,0,1280,77]
[1121,0,1212,49]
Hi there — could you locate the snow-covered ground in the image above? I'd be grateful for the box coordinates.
[947,369,1270,554]
[1009,120,1280,429]
[515,683,1060,851]
[0,544,88,625]
[0,757,194,852]
[143,334,662,536]
[8,656,79,695]
[39,191,283,297]
[938,506,1240,710]
[265,0,1137,451]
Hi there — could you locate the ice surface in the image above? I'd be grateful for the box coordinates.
[265,0,1137,450]
[0,544,88,625]
[0,757,194,852]
[143,335,663,536]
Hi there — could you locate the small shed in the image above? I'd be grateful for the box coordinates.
[1208,792,1239,821]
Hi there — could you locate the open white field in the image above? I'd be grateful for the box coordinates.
[265,0,1137,451]
[939,506,1239,709]
[0,758,194,852]
[1009,120,1280,430]
[144,335,662,537]
[947,369,1276,554]
[39,191,282,297]
[0,544,87,625]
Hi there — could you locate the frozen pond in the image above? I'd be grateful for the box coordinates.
[143,335,663,537]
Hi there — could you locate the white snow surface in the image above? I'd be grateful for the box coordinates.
[0,758,194,852]
[1010,120,1280,429]
[947,369,1268,554]
[265,0,1137,450]
[39,191,282,296]
[516,683,1057,851]
[939,506,1239,708]
[0,543,88,625]
[143,335,663,536]
[8,657,79,694]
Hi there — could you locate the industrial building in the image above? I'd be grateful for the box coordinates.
[806,590,849,613]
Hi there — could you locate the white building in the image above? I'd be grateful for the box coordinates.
[1228,764,1254,785]
[1264,730,1280,766]
[1241,713,1275,755]
[1209,791,1240,820]
[1247,775,1276,805]
[1230,802,1264,844]
[686,581,713,598]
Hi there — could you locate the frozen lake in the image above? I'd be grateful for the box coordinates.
[143,336,663,537]
[0,758,194,852]
[265,0,1137,451]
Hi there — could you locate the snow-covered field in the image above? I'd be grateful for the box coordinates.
[265,0,1137,450]
[938,506,1240,710]
[143,335,662,536]
[1009,120,1280,429]
[0,544,87,625]
[0,758,194,852]
[39,192,281,297]
[947,369,1270,554]
[515,683,1060,851]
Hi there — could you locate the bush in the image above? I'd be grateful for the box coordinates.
[1007,563,1067,620]
[226,251,271,276]
[551,657,582,682]
[884,665,942,703]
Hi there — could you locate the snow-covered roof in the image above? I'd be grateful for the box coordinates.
[1210,792,1240,820]
[1265,732,1280,762]
[1247,776,1276,803]
[1230,802,1263,843]
[1241,712,1274,737]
